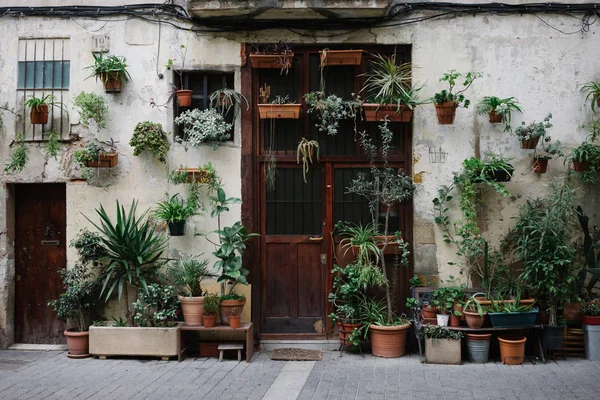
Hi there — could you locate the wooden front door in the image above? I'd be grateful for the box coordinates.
[251,46,413,337]
[14,183,66,343]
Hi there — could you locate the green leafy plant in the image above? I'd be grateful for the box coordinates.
[582,302,600,317]
[533,136,564,161]
[175,108,232,150]
[111,316,127,327]
[297,137,319,183]
[25,94,62,111]
[130,122,170,163]
[304,91,361,136]
[431,284,466,315]
[360,54,424,110]
[580,81,600,113]
[85,200,168,324]
[203,292,220,315]
[169,253,215,297]
[209,88,249,117]
[0,102,21,129]
[44,132,60,160]
[569,141,600,184]
[464,293,487,316]
[477,96,523,132]
[153,193,198,224]
[334,221,381,267]
[4,134,28,173]
[73,92,108,130]
[132,284,178,327]
[73,140,118,180]
[433,70,481,108]
[420,325,464,341]
[85,53,131,84]
[514,114,553,140]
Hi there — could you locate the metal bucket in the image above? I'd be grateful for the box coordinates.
[466,334,491,363]
[584,324,600,361]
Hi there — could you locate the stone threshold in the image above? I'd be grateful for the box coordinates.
[260,339,340,351]
[8,343,67,351]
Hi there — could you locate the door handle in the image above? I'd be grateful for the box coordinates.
[308,236,323,242]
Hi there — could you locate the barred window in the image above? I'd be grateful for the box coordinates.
[18,38,70,141]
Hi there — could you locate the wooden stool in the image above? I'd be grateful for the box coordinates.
[218,343,244,361]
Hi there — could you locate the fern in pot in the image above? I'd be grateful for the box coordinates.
[175,108,232,150]
[476,96,523,131]
[153,193,198,236]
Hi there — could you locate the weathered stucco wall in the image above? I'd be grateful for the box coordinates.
[1,10,599,345]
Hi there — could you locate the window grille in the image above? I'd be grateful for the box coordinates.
[17,38,70,141]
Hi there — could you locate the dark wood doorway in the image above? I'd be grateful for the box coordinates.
[14,183,66,343]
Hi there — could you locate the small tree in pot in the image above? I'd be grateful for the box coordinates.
[433,70,481,125]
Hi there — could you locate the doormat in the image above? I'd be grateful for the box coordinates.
[271,348,322,361]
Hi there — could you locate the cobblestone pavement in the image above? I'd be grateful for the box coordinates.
[1,350,600,400]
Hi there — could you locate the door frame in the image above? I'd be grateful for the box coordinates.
[241,44,414,340]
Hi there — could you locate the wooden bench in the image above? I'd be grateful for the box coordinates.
[178,322,254,363]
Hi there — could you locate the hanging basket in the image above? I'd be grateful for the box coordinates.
[489,111,503,123]
[176,90,193,107]
[319,50,363,66]
[101,71,122,93]
[86,152,118,168]
[363,104,413,122]
[249,53,294,69]
[520,136,540,149]
[434,102,457,125]
[30,104,49,125]
[258,104,301,119]
[573,160,591,172]
[532,157,549,174]
[175,168,214,184]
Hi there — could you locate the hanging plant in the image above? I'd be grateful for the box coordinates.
[73,92,108,130]
[304,91,361,135]
[476,96,523,132]
[514,114,552,150]
[85,53,131,93]
[297,137,320,183]
[174,108,232,150]
[4,134,28,173]
[130,122,170,163]
[433,70,481,125]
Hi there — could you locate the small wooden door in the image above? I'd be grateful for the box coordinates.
[15,183,66,343]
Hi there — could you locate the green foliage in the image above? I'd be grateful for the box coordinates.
[70,228,107,266]
[4,134,28,173]
[576,206,600,292]
[431,285,466,314]
[44,132,60,160]
[334,221,381,267]
[169,253,215,297]
[203,292,220,315]
[420,325,464,341]
[464,293,487,316]
[25,94,55,109]
[297,137,319,183]
[580,81,600,113]
[220,292,246,301]
[304,91,361,136]
[0,102,21,129]
[514,114,553,140]
[433,70,481,108]
[153,193,198,223]
[111,316,127,327]
[85,53,131,83]
[73,92,108,130]
[130,122,170,163]
[132,284,178,327]
[175,108,232,150]
[209,88,249,117]
[570,141,600,184]
[582,302,600,317]
[476,96,523,132]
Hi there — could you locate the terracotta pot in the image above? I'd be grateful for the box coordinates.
[258,104,302,119]
[466,333,492,341]
[334,243,360,268]
[533,158,549,174]
[101,71,122,93]
[202,314,217,328]
[199,342,219,357]
[374,235,403,255]
[363,103,413,122]
[30,104,49,125]
[86,152,119,168]
[178,295,205,326]
[229,315,241,329]
[176,90,193,107]
[475,298,536,306]
[434,102,457,125]
[464,310,487,329]
[450,314,461,327]
[219,299,246,325]
[422,305,438,319]
[498,335,526,365]
[563,301,582,325]
[369,323,411,358]
[175,168,213,184]
[319,49,363,66]
[520,136,540,149]
[64,330,90,357]
[337,321,361,345]
[573,160,591,172]
[249,53,294,69]
[489,111,503,123]
[583,316,600,325]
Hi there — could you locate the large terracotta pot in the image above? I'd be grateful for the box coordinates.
[64,330,90,358]
[30,104,49,124]
[178,295,205,326]
[434,102,457,125]
[498,335,526,365]
[337,321,361,346]
[369,323,411,358]
[219,298,246,325]
[464,310,487,329]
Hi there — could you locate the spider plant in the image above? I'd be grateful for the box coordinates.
[209,88,249,117]
[153,193,198,223]
[580,81,600,113]
[297,137,319,183]
[85,53,132,83]
[335,221,381,267]
[477,96,523,132]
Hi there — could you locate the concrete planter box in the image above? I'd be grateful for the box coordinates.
[425,338,462,365]
[89,322,182,359]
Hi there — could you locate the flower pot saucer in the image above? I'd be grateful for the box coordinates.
[67,352,91,359]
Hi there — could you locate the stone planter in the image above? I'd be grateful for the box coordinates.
[425,338,462,365]
[89,322,182,359]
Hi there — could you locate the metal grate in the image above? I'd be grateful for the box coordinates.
[17,38,70,141]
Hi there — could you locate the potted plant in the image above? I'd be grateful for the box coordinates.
[487,294,538,328]
[249,41,294,74]
[85,53,131,93]
[463,293,488,329]
[421,325,464,365]
[333,222,380,269]
[360,54,425,122]
[462,154,515,183]
[258,91,302,120]
[169,254,215,326]
[25,94,65,125]
[498,335,527,365]
[209,87,249,118]
[570,141,600,174]
[304,91,362,135]
[153,194,198,236]
[73,140,119,180]
[175,108,233,150]
[476,96,523,131]
[531,136,563,174]
[431,287,455,327]
[229,307,242,329]
[580,80,600,113]
[73,92,108,130]
[166,44,193,106]
[582,302,600,360]
[297,137,319,183]
[173,162,218,185]
[433,70,481,125]
[202,292,220,327]
[130,122,170,163]
[319,48,363,66]
[514,113,552,150]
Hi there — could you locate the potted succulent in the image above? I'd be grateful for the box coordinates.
[582,302,600,360]
[514,113,552,150]
[73,140,119,180]
[463,293,488,329]
[166,44,193,106]
[258,90,302,120]
[25,94,65,125]
[202,292,220,327]
[169,254,215,326]
[319,48,363,66]
[304,91,362,136]
[130,122,170,163]
[360,54,425,122]
[531,136,563,174]
[580,80,600,113]
[477,96,523,131]
[85,53,131,93]
[175,108,233,150]
[152,193,198,236]
[421,325,464,365]
[433,70,481,125]
[249,41,294,74]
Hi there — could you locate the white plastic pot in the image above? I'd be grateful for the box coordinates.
[437,314,450,327]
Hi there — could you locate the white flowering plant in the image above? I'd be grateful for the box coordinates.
[174,108,232,150]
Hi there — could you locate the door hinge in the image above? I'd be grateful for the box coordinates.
[321,253,327,265]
